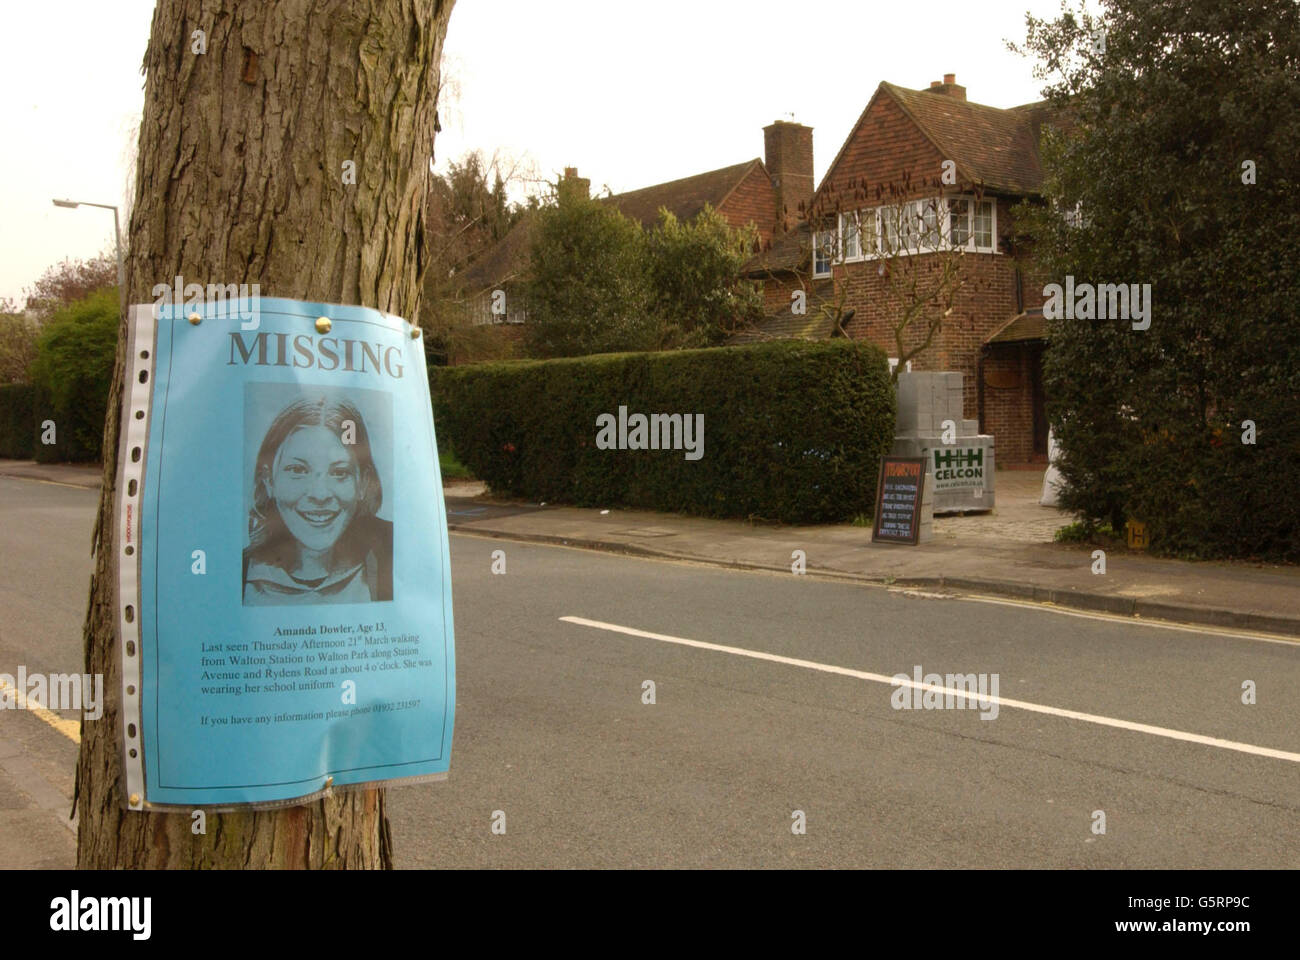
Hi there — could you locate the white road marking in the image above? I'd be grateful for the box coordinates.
[561,615,1300,765]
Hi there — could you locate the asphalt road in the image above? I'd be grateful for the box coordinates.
[3,475,1299,868]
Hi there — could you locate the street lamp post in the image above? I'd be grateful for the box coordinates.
[52,199,125,313]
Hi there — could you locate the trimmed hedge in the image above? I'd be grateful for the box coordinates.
[434,340,896,524]
[0,384,36,459]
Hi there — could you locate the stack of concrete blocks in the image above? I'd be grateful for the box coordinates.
[891,371,995,515]
[917,469,935,543]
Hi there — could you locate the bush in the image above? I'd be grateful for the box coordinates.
[521,188,763,359]
[524,191,655,358]
[1018,0,1300,561]
[0,311,40,385]
[439,451,474,481]
[433,339,896,524]
[645,207,763,349]
[0,384,36,458]
[28,288,118,462]
[1053,519,1120,545]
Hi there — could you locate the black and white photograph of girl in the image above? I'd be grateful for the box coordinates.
[242,384,394,606]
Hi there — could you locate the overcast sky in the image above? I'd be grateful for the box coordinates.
[0,0,1070,305]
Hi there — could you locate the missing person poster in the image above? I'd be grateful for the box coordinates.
[116,295,454,810]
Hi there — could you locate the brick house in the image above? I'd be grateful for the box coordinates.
[449,120,814,336]
[744,75,1057,464]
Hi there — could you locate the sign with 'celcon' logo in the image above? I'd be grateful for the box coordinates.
[932,447,985,490]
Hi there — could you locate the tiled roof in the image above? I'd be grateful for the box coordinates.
[881,83,1051,195]
[815,82,1061,207]
[457,217,537,296]
[606,159,765,228]
[729,311,839,344]
[742,223,810,275]
[986,306,1047,344]
[728,282,840,344]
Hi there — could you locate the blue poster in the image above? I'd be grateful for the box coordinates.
[116,296,454,810]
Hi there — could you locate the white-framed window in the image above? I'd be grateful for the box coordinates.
[947,198,971,247]
[878,200,942,256]
[813,229,836,277]
[921,201,941,249]
[1058,199,1087,229]
[972,199,994,248]
[824,195,997,268]
[837,196,998,260]
[940,196,996,253]
[898,203,921,251]
[467,293,528,325]
[876,206,893,254]
[840,211,860,261]
[861,208,879,257]
[838,210,882,261]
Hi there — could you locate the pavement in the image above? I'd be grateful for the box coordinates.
[4,459,1298,638]
[0,475,88,869]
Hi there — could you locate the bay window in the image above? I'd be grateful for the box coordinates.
[822,194,996,267]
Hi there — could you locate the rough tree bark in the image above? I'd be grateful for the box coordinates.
[76,0,455,869]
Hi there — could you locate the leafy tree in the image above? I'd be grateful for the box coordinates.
[0,299,39,384]
[522,190,766,358]
[524,186,656,357]
[645,205,762,349]
[421,150,534,365]
[426,151,526,266]
[23,252,117,321]
[27,288,119,460]
[1014,0,1300,558]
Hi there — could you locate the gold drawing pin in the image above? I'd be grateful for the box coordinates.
[315,316,332,334]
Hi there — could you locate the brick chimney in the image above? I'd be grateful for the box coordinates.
[763,120,814,231]
[558,166,590,201]
[925,73,966,100]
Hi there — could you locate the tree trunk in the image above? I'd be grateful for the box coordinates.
[76,0,455,869]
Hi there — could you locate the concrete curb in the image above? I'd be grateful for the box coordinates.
[448,522,1300,639]
[0,466,103,489]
